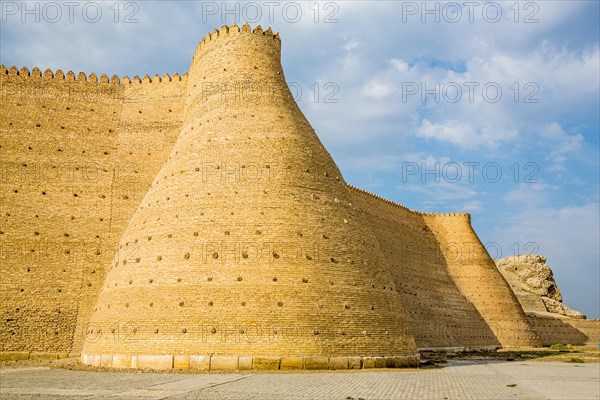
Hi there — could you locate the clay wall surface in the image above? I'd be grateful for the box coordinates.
[81,25,417,363]
[0,66,185,354]
[525,312,595,346]
[347,186,540,348]
[423,214,541,347]
[564,318,599,345]
[347,186,500,350]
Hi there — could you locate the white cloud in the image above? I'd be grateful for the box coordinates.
[416,119,518,149]
[400,151,480,207]
[342,40,359,52]
[463,200,484,214]
[391,59,409,73]
[405,180,478,203]
[361,81,394,99]
[503,182,554,205]
[342,154,401,172]
[538,123,584,172]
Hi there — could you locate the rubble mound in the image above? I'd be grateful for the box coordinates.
[496,254,586,319]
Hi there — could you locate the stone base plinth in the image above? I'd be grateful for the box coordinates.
[81,353,420,370]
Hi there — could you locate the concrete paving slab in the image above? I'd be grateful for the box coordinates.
[1,360,598,399]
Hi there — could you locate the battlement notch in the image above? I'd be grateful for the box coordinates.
[1,64,186,86]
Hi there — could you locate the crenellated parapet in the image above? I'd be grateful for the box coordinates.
[191,22,280,64]
[182,22,288,126]
[0,65,187,85]
[346,183,470,220]
[421,212,471,223]
[120,73,187,85]
[346,183,416,212]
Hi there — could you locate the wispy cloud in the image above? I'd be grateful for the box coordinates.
[416,119,518,149]
[538,123,584,172]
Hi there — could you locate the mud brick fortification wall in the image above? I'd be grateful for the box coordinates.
[0,67,186,356]
[1,23,548,369]
[525,313,598,346]
[80,23,417,370]
[421,213,540,347]
[348,186,500,350]
[348,186,540,349]
[564,319,600,345]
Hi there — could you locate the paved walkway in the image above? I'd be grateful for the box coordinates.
[1,360,598,399]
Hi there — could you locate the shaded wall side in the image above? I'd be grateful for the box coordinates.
[348,187,500,349]
[423,214,541,347]
[0,70,185,354]
[565,318,599,345]
[525,313,593,346]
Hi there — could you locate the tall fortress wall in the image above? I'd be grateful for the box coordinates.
[0,23,551,369]
[0,66,186,355]
[348,186,539,349]
[81,23,418,369]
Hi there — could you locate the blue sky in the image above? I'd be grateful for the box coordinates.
[1,0,598,318]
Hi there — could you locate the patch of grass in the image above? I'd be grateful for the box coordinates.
[419,346,598,365]
[565,357,585,363]
[549,344,569,352]
[506,384,518,387]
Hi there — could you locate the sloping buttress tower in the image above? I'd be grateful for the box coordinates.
[81,23,419,370]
